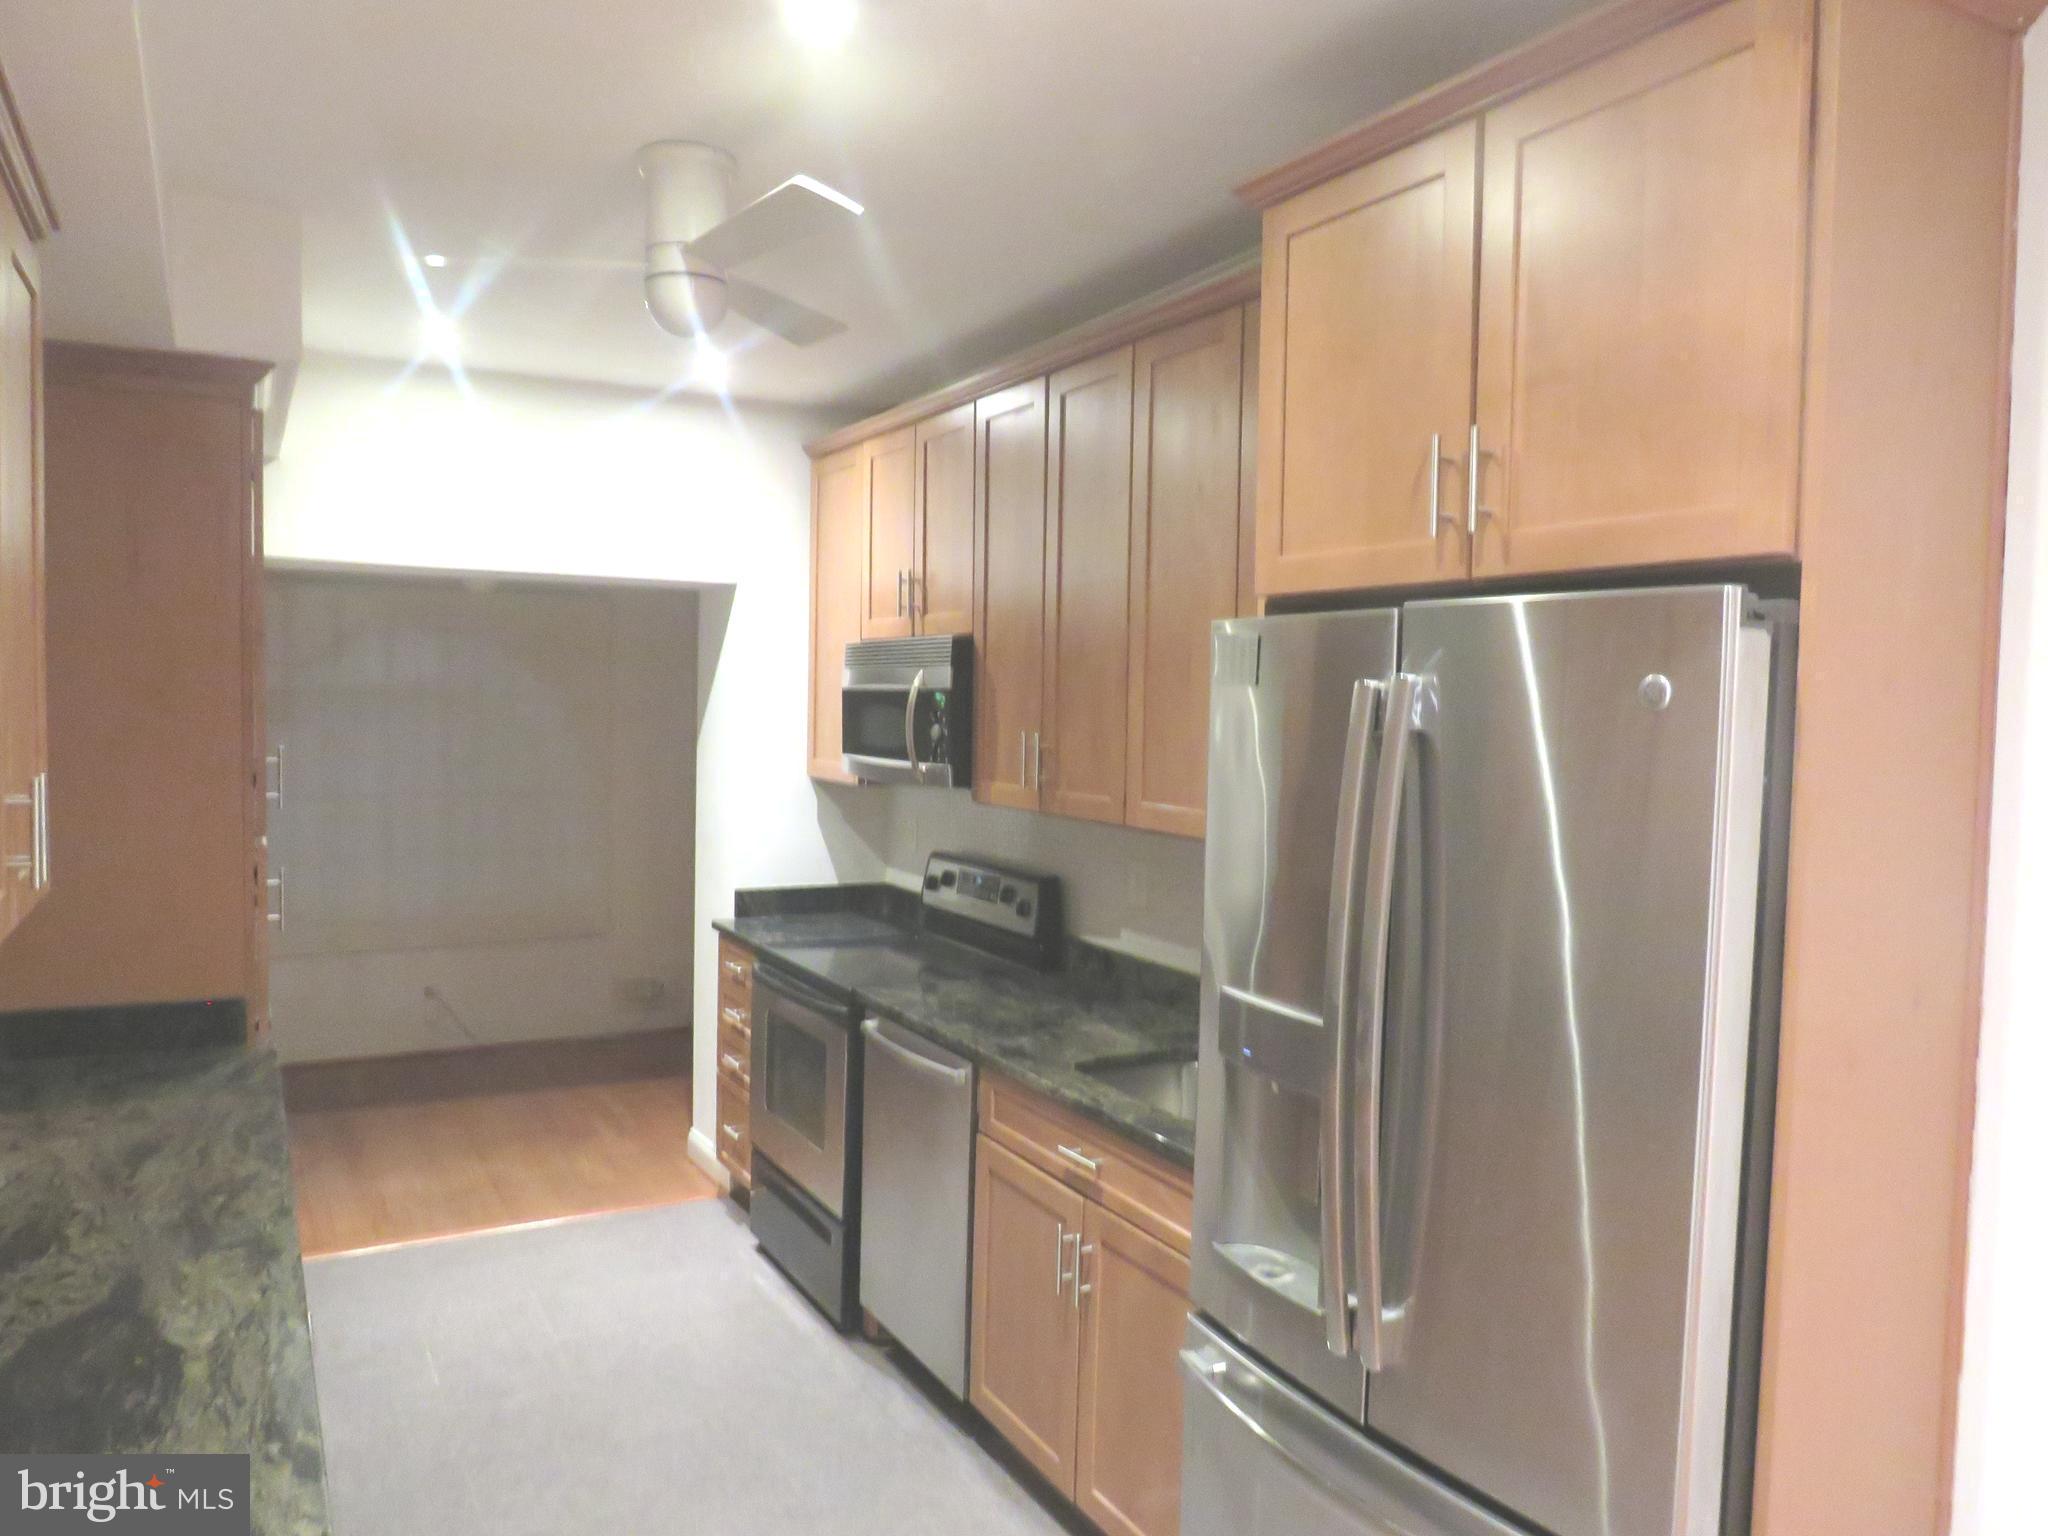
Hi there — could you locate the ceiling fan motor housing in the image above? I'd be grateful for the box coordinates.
[639,141,735,336]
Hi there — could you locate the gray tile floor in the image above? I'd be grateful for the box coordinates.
[303,1199,1077,1535]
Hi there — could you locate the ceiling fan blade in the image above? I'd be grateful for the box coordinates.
[686,175,863,270]
[727,276,847,347]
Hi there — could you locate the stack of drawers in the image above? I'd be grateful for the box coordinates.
[714,937,754,1192]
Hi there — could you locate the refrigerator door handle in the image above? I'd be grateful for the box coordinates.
[1320,677,1384,1356]
[1352,670,1431,1371]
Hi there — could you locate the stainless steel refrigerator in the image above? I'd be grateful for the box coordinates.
[1184,585,1793,1536]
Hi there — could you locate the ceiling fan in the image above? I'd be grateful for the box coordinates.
[433,141,864,348]
[634,141,862,346]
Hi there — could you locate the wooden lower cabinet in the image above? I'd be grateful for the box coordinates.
[1075,1203,1189,1536]
[971,1136,1086,1491]
[715,1069,751,1191]
[715,936,755,1191]
[971,1076,1193,1536]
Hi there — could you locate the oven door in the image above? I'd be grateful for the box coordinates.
[750,961,852,1216]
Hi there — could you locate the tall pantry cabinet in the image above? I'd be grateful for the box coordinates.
[0,73,51,954]
[0,345,274,1038]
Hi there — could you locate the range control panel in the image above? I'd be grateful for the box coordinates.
[920,853,1063,966]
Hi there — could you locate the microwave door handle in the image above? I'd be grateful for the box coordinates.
[1350,671,1428,1372]
[1320,677,1383,1357]
[903,668,925,782]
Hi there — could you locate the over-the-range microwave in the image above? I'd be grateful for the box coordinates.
[841,634,972,787]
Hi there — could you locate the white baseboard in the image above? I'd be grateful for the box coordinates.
[688,1125,731,1192]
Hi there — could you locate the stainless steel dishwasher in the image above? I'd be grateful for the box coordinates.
[859,1014,975,1396]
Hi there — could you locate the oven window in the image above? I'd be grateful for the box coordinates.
[844,692,909,760]
[763,1009,830,1150]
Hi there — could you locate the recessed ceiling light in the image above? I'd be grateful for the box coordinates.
[422,252,448,269]
[420,308,461,364]
[691,342,730,394]
[779,0,856,49]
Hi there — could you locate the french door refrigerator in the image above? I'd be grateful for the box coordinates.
[1184,585,1792,1536]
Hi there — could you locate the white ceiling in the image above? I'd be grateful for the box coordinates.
[36,0,1604,411]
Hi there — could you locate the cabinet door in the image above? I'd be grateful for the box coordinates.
[973,380,1047,811]
[1256,119,1477,597]
[1236,299,1259,617]
[808,446,864,783]
[913,402,974,635]
[242,409,268,1036]
[1127,308,1245,838]
[1472,0,1809,576]
[1076,1202,1191,1536]
[971,1135,1086,1496]
[0,195,42,945]
[859,426,916,639]
[1043,348,1133,826]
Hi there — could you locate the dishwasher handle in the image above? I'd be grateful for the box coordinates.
[862,1017,971,1085]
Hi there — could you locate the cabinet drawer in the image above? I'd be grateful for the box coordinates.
[716,1074,751,1188]
[979,1074,1193,1257]
[717,938,755,1007]
[715,1018,752,1087]
[720,991,753,1040]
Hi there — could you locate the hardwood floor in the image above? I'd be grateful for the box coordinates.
[285,1031,718,1259]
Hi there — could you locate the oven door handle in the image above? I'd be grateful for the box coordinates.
[904,667,926,784]
[753,960,853,1021]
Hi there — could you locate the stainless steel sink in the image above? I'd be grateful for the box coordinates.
[1080,1056,1199,1119]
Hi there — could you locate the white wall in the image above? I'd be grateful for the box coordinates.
[265,574,698,1063]
[263,354,1203,1161]
[264,354,885,1157]
[1951,27,2048,1533]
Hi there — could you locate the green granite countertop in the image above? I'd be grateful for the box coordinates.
[0,1046,329,1534]
[715,907,1199,1166]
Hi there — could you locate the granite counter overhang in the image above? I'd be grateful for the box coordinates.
[715,903,1199,1168]
[0,1016,328,1535]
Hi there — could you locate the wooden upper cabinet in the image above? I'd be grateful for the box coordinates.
[859,426,916,639]
[808,445,864,783]
[0,187,43,948]
[1075,1202,1191,1536]
[971,1135,1086,1497]
[1236,299,1259,616]
[1257,119,1478,598]
[973,379,1048,811]
[913,403,975,635]
[1126,307,1248,838]
[1472,0,1809,577]
[1043,348,1134,826]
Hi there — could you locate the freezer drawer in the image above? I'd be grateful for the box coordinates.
[1179,1315,1517,1536]
[858,1016,976,1396]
